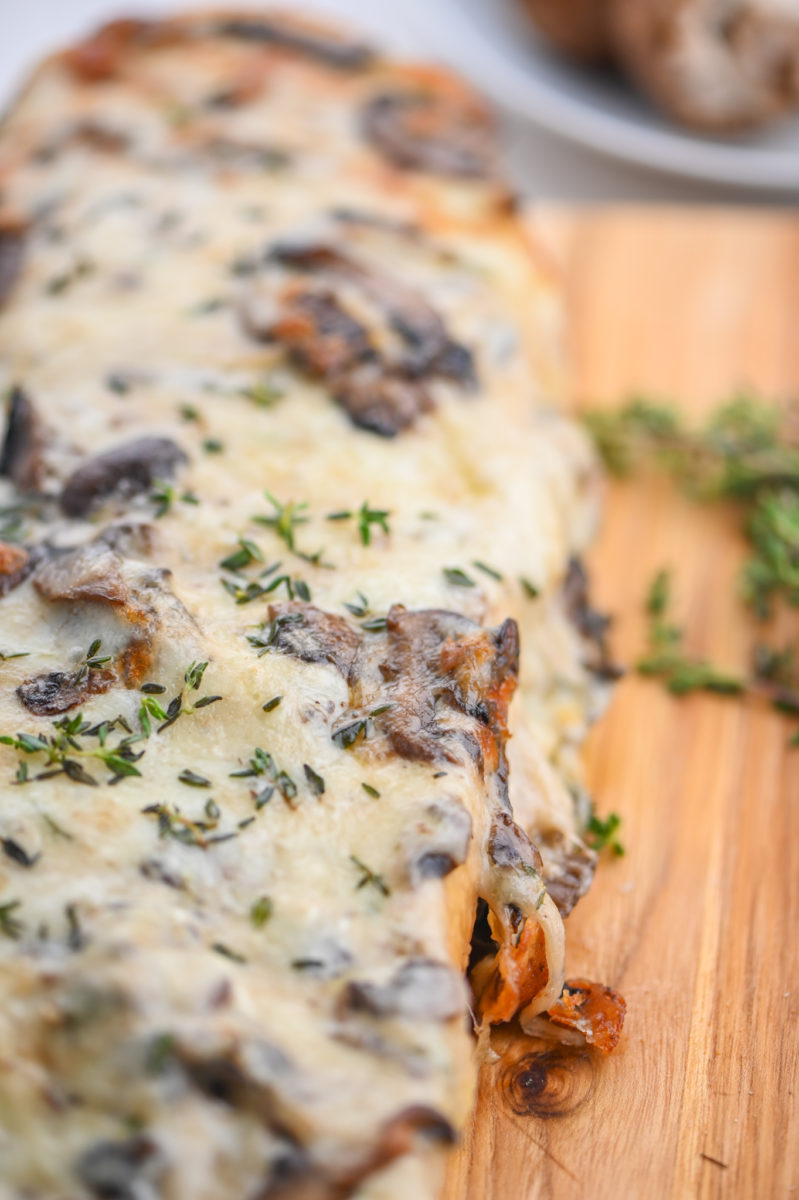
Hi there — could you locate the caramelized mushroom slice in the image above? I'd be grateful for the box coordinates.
[60,436,187,517]
[1,387,46,493]
[270,242,476,384]
[562,556,622,681]
[332,363,432,438]
[537,831,597,917]
[266,602,362,679]
[362,89,497,178]
[0,541,36,598]
[214,16,374,70]
[75,1134,166,1200]
[542,977,627,1054]
[17,667,115,717]
[344,958,465,1021]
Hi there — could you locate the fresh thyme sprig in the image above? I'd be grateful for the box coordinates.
[150,481,199,519]
[254,491,309,552]
[1,712,143,786]
[583,393,799,618]
[637,569,799,742]
[326,502,391,546]
[74,638,112,684]
[637,570,744,697]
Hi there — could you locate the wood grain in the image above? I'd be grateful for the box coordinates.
[444,209,799,1200]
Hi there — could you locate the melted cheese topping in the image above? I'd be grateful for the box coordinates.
[0,14,606,1199]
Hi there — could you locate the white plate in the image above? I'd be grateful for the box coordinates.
[450,0,799,193]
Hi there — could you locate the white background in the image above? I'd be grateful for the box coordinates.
[0,0,792,203]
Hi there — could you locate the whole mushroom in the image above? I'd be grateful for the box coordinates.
[610,0,799,132]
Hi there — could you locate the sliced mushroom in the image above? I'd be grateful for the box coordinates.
[31,538,197,699]
[332,362,432,438]
[60,436,187,518]
[542,977,626,1054]
[243,241,475,436]
[1,386,46,493]
[34,542,132,607]
[269,242,476,384]
[488,811,544,875]
[405,798,473,886]
[362,89,497,178]
[0,222,25,309]
[344,958,465,1021]
[75,1134,166,1200]
[214,16,374,70]
[561,556,622,681]
[0,541,38,598]
[537,831,597,917]
[266,602,362,679]
[261,290,374,378]
[17,666,115,716]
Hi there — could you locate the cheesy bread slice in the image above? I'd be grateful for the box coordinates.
[0,13,622,1199]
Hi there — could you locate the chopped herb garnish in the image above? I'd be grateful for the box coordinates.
[473,560,503,581]
[150,481,199,519]
[147,1033,176,1074]
[443,567,475,588]
[231,747,295,802]
[254,784,275,810]
[219,536,263,573]
[293,579,311,602]
[357,501,390,546]
[0,899,22,940]
[583,393,799,619]
[344,592,369,617]
[1,712,143,786]
[262,696,282,712]
[520,577,540,599]
[185,661,209,691]
[250,896,273,928]
[212,942,247,964]
[46,258,93,295]
[361,783,380,798]
[637,569,745,697]
[586,810,625,857]
[179,403,200,422]
[141,682,166,695]
[187,297,228,316]
[253,491,309,552]
[0,650,29,661]
[326,510,352,521]
[203,438,224,454]
[241,379,284,408]
[350,855,390,896]
[65,903,83,951]
[74,638,112,684]
[303,764,325,795]
[360,616,388,633]
[332,719,367,750]
[42,814,73,841]
[178,768,211,788]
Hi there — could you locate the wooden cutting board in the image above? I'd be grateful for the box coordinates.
[443,209,799,1200]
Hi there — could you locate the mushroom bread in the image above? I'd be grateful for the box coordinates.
[0,13,624,1200]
